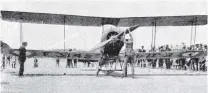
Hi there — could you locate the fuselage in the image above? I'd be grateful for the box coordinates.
[99,24,139,57]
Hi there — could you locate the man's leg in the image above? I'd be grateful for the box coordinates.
[67,61,70,68]
[66,62,68,68]
[74,59,77,68]
[19,61,24,76]
[96,63,100,76]
[96,57,104,76]
[3,62,5,69]
[167,59,170,69]
[192,59,195,71]
[122,56,128,77]
[66,60,68,68]
[84,62,86,67]
[19,62,22,76]
[114,58,118,70]
[87,62,90,67]
[130,61,135,78]
[14,62,16,68]
[70,61,72,68]
[1,62,4,69]
[159,59,162,68]
[12,62,13,68]
[70,61,73,68]
[196,59,199,71]
[166,61,168,69]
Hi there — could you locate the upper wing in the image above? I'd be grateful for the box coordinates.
[118,15,207,26]
[1,10,207,27]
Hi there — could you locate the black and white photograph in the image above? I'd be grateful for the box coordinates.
[0,0,207,93]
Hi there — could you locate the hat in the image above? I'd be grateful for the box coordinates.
[68,49,72,51]
[22,42,28,45]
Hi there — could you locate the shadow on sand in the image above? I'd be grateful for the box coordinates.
[10,72,207,78]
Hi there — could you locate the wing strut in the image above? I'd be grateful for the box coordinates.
[190,17,197,46]
[64,15,66,51]
[151,18,157,50]
[20,22,23,47]
[193,17,197,45]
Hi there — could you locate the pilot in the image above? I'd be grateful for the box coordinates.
[123,29,135,78]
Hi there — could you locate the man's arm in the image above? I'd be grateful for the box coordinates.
[129,33,133,41]
[121,31,126,43]
[127,28,133,41]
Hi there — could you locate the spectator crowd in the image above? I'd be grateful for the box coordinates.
[135,43,207,72]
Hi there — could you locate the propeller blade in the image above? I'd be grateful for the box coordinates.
[89,38,113,52]
[89,24,139,52]
[116,24,140,37]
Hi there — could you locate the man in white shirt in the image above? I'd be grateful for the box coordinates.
[123,29,135,78]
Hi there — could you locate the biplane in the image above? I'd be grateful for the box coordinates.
[0,10,207,77]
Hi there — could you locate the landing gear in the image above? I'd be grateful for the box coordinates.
[96,56,119,76]
[96,68,101,76]
[96,57,104,76]
[96,60,115,76]
[96,55,134,78]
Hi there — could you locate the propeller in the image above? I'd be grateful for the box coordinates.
[89,24,139,52]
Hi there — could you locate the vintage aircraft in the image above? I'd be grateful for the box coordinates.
[1,10,207,77]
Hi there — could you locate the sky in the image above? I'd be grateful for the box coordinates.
[0,0,207,50]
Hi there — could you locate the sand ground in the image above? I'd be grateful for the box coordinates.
[0,58,207,93]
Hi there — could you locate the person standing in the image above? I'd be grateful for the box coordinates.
[165,45,171,69]
[6,56,11,66]
[66,49,72,68]
[199,57,206,71]
[56,58,60,67]
[192,44,199,71]
[123,29,135,78]
[136,49,141,67]
[11,56,17,68]
[33,58,38,68]
[1,55,5,69]
[73,58,77,68]
[18,42,28,77]
[140,46,146,68]
[158,46,164,68]
[204,45,207,51]
[199,44,203,50]
[87,60,91,67]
